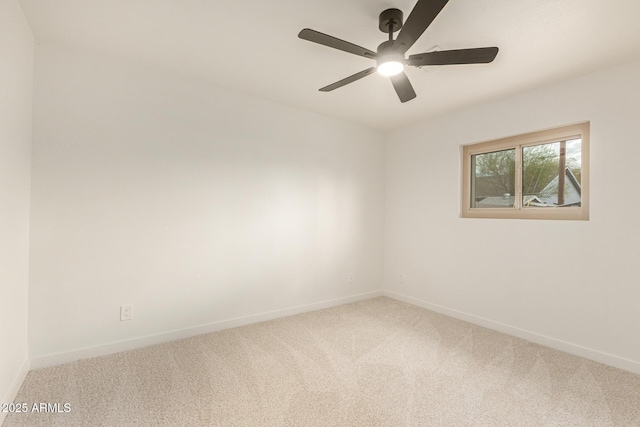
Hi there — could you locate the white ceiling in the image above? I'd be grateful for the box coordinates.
[18,0,640,131]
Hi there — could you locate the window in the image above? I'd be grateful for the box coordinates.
[462,122,589,220]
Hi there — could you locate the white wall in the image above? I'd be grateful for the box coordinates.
[29,43,384,364]
[0,0,33,414]
[384,59,640,373]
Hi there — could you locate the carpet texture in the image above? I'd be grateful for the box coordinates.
[5,297,640,426]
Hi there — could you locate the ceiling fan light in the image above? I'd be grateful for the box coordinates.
[377,60,404,76]
[376,49,405,76]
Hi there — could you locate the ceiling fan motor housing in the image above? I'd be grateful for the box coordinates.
[377,40,405,67]
[378,8,403,33]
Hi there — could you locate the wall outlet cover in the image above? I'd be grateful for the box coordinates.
[120,305,133,321]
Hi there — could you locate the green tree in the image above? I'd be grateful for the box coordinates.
[474,149,515,196]
[567,157,581,184]
[523,143,559,195]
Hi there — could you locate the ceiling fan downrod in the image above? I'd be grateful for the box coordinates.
[379,8,403,41]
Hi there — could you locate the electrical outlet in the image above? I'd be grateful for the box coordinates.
[400,273,404,283]
[120,305,132,321]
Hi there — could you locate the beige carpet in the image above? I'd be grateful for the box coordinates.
[5,297,640,426]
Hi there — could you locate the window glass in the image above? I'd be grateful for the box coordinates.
[471,149,516,208]
[522,139,581,208]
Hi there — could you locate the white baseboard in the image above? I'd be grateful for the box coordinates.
[30,290,384,370]
[384,290,640,375]
[0,358,30,426]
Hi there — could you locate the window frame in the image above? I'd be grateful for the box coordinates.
[461,122,590,220]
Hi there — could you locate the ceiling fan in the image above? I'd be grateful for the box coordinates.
[298,0,499,103]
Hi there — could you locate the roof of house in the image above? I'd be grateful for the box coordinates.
[537,167,581,206]
[475,168,581,208]
[476,195,542,208]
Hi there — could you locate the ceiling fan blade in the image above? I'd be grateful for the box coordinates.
[299,29,377,60]
[390,71,417,103]
[319,67,377,92]
[393,0,449,54]
[408,47,499,66]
